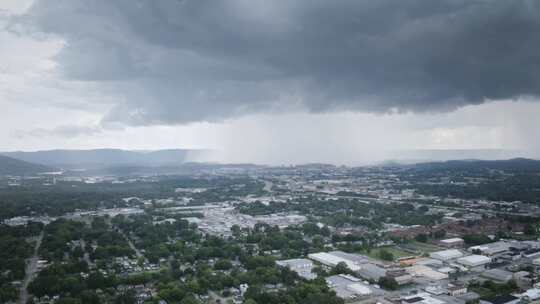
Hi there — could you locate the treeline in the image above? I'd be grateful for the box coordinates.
[40,219,86,261]
[112,214,200,264]
[0,188,127,220]
[0,176,265,220]
[28,261,138,303]
[411,174,540,203]
[29,216,342,304]
[237,199,444,228]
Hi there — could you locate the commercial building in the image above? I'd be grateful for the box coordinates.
[519,288,540,301]
[401,293,443,304]
[430,249,464,261]
[522,248,540,259]
[481,269,513,283]
[416,258,444,267]
[437,266,457,274]
[308,251,366,271]
[439,238,464,248]
[387,269,414,285]
[469,241,512,256]
[425,285,447,296]
[330,251,375,265]
[276,258,316,280]
[357,263,387,281]
[456,255,491,268]
[400,292,461,304]
[407,265,449,281]
[513,271,533,289]
[479,295,519,304]
[447,282,467,297]
[326,274,373,299]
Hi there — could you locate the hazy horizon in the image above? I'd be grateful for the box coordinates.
[2,148,538,167]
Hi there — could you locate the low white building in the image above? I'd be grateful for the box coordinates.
[439,238,464,248]
[401,292,446,304]
[481,269,513,283]
[276,258,316,280]
[407,265,449,281]
[469,241,512,256]
[308,252,363,271]
[456,255,491,268]
[520,288,540,301]
[347,283,372,296]
[326,274,373,299]
[430,249,463,261]
[447,282,467,296]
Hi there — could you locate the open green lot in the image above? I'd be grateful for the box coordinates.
[359,246,414,261]
[397,241,442,254]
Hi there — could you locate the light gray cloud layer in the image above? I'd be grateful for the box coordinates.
[12,0,540,125]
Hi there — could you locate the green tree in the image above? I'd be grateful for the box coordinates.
[214,259,233,270]
[379,249,394,261]
[378,277,398,290]
[231,225,242,238]
[114,290,136,304]
[524,224,537,235]
[415,234,428,243]
[331,262,353,275]
[80,290,100,304]
[433,230,446,239]
[180,295,201,304]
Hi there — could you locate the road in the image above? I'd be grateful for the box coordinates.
[121,230,142,258]
[19,230,44,304]
[79,239,95,269]
[208,290,231,304]
[262,179,273,192]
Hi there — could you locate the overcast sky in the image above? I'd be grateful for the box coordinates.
[1,0,540,165]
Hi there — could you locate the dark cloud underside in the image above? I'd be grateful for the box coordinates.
[16,0,540,125]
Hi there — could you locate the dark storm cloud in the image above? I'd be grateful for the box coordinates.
[15,0,540,125]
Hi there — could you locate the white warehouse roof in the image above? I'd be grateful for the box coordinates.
[308,252,361,271]
[457,255,491,267]
[347,283,372,296]
[407,265,449,280]
[521,288,540,301]
[469,241,512,255]
[440,238,464,244]
[276,258,313,268]
[430,249,464,261]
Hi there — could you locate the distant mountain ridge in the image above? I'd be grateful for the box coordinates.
[381,149,529,164]
[1,149,207,169]
[0,155,54,175]
[409,158,540,172]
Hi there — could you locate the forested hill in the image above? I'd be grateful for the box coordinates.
[398,158,540,203]
[0,155,54,176]
[410,158,540,173]
[1,148,206,168]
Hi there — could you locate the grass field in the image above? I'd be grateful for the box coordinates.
[398,241,442,254]
[359,246,414,261]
